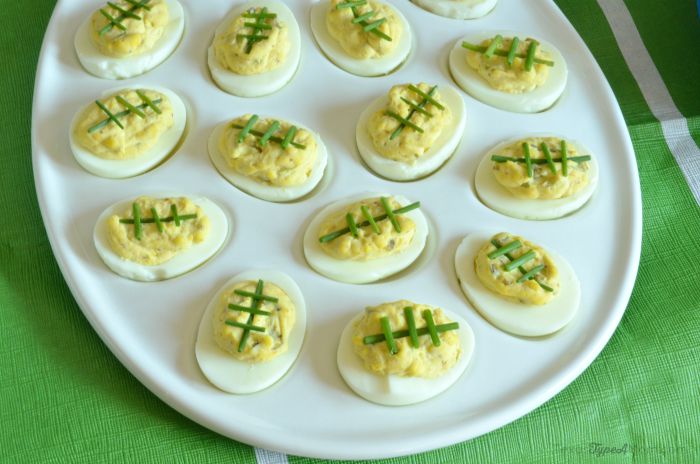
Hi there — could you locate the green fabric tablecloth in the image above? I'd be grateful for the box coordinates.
[2,1,699,462]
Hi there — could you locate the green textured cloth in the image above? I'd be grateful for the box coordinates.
[2,1,699,463]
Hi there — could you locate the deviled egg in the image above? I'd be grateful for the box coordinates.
[208,114,328,202]
[454,231,580,336]
[70,86,187,178]
[310,0,412,76]
[93,194,229,281]
[411,0,498,19]
[449,31,567,113]
[208,0,301,97]
[75,0,185,79]
[356,82,466,181]
[303,193,428,284]
[475,136,598,220]
[337,300,474,405]
[195,269,306,394]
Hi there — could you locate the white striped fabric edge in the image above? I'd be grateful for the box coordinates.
[597,0,700,205]
[254,447,290,464]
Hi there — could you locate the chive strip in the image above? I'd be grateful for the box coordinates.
[380,317,397,354]
[242,7,272,53]
[407,84,445,110]
[226,321,266,332]
[517,264,545,283]
[541,143,556,174]
[88,98,162,133]
[488,239,521,259]
[400,97,433,118]
[119,213,196,225]
[336,0,367,8]
[507,36,520,66]
[361,205,380,234]
[228,304,272,316]
[116,96,145,119]
[349,4,391,41]
[242,11,277,19]
[107,2,141,19]
[525,40,538,71]
[233,289,279,303]
[318,201,420,243]
[352,10,376,23]
[171,204,180,226]
[523,142,533,178]
[363,322,459,345]
[346,213,359,238]
[385,111,424,133]
[259,121,280,146]
[561,140,569,176]
[490,155,591,164]
[237,34,269,42]
[238,280,264,352]
[150,207,163,233]
[132,203,142,240]
[280,126,297,149]
[363,18,385,32]
[490,240,552,292]
[504,250,536,272]
[404,307,419,348]
[124,0,151,11]
[244,21,272,30]
[100,0,152,35]
[95,100,124,130]
[380,197,400,233]
[461,42,555,67]
[237,115,259,143]
[136,90,161,114]
[99,9,127,32]
[390,85,438,140]
[423,310,441,347]
[484,34,502,59]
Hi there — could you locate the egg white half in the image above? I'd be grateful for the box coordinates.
[74,0,185,80]
[337,307,474,406]
[195,269,307,394]
[356,84,466,181]
[303,193,428,284]
[449,30,568,113]
[454,232,580,337]
[411,0,498,19]
[309,0,412,77]
[69,86,187,179]
[208,117,329,202]
[93,193,229,282]
[475,137,599,220]
[207,0,301,98]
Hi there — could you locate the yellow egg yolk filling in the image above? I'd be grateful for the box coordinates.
[352,300,461,378]
[326,0,402,59]
[368,83,452,164]
[491,137,591,200]
[107,196,210,265]
[318,197,415,261]
[91,0,169,58]
[219,115,318,187]
[475,232,559,305]
[213,280,295,363]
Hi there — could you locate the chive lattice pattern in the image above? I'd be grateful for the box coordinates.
[490,140,591,178]
[225,279,279,352]
[386,84,445,141]
[488,239,554,292]
[233,114,306,149]
[89,90,162,133]
[461,34,555,70]
[119,202,197,241]
[237,7,277,54]
[363,307,459,354]
[336,0,392,42]
[99,0,152,36]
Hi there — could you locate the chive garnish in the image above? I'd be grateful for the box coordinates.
[336,0,366,8]
[120,209,196,225]
[233,115,306,149]
[226,321,266,332]
[136,90,161,114]
[523,142,533,178]
[150,207,163,233]
[400,97,433,118]
[132,202,142,240]
[389,85,442,140]
[319,200,420,243]
[385,111,424,133]
[363,322,459,345]
[489,239,553,292]
[88,96,162,133]
[95,100,124,130]
[170,204,180,226]
[484,34,502,59]
[525,40,538,71]
[99,9,127,32]
[228,304,272,316]
[352,11,375,23]
[507,36,520,66]
[361,205,380,234]
[339,0,392,42]
[488,239,521,259]
[561,140,569,176]
[233,289,279,303]
[504,250,536,272]
[517,264,545,283]
[423,310,440,347]
[236,280,264,352]
[407,85,445,110]
[116,96,145,119]
[541,143,556,174]
[242,10,276,19]
[99,0,151,36]
[281,126,297,149]
[380,196,400,233]
[380,317,397,354]
[240,7,276,54]
[363,18,386,32]
[490,155,591,165]
[259,121,280,146]
[461,41,555,67]
[107,2,141,19]
[124,0,150,11]
[238,114,259,143]
[243,21,272,30]
[346,213,359,238]
[404,307,419,348]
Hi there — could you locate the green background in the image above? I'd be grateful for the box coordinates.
[2,1,699,462]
